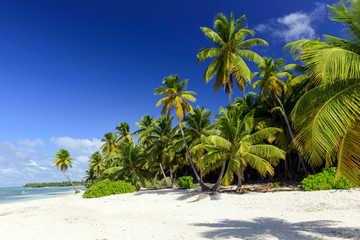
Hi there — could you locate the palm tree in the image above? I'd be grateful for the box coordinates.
[285,1,360,185]
[53,149,80,194]
[197,12,268,106]
[154,75,208,191]
[89,151,104,178]
[185,106,215,178]
[103,143,151,189]
[135,115,157,146]
[251,56,309,175]
[100,132,118,159]
[198,109,285,192]
[84,169,96,184]
[145,116,179,187]
[115,122,135,145]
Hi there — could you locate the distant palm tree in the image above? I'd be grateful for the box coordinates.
[115,122,135,145]
[89,151,104,178]
[146,116,178,187]
[100,132,118,159]
[103,144,150,189]
[199,109,285,192]
[197,12,268,106]
[185,106,216,180]
[53,149,80,194]
[135,115,157,146]
[251,56,309,175]
[154,75,208,191]
[84,169,96,184]
[285,1,360,184]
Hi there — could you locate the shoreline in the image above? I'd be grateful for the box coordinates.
[0,188,359,239]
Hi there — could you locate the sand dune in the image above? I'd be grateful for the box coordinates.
[0,188,359,240]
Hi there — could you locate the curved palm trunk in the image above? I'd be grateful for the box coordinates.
[178,119,209,191]
[275,95,309,175]
[63,172,81,194]
[159,162,170,187]
[211,161,226,191]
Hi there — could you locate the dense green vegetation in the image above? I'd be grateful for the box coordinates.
[23,181,86,188]
[82,180,136,198]
[178,176,195,189]
[301,168,355,191]
[77,1,360,193]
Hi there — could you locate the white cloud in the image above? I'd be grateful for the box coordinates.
[50,137,102,154]
[255,2,326,42]
[16,138,45,147]
[25,160,49,170]
[76,155,90,163]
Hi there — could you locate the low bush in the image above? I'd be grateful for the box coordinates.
[82,179,136,198]
[301,167,354,191]
[178,176,195,189]
[271,182,280,188]
[142,177,171,188]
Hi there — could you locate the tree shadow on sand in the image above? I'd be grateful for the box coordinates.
[193,218,360,239]
[134,189,221,201]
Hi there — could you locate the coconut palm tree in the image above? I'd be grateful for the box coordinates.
[145,116,179,187]
[251,56,309,175]
[135,115,157,146]
[84,169,96,184]
[197,12,268,106]
[198,109,286,192]
[184,106,216,173]
[89,151,104,178]
[100,132,118,159]
[154,75,208,191]
[53,149,80,193]
[115,122,135,145]
[102,143,151,189]
[285,0,360,184]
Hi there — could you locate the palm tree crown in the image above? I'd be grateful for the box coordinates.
[53,149,74,172]
[197,12,268,105]
[154,75,196,120]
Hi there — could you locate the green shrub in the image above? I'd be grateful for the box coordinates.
[142,177,171,188]
[82,179,136,198]
[301,167,355,191]
[178,176,195,189]
[271,182,280,188]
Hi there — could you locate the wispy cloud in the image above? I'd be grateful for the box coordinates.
[16,138,45,147]
[50,137,102,154]
[255,2,326,42]
[25,160,49,170]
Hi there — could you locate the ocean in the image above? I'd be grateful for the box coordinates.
[0,186,86,204]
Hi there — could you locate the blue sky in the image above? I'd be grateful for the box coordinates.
[0,0,340,187]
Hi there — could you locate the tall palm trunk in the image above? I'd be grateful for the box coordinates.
[178,119,209,191]
[235,165,244,192]
[63,172,81,194]
[211,89,233,192]
[159,162,170,187]
[274,95,309,175]
[169,165,175,188]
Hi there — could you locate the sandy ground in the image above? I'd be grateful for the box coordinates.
[0,188,359,240]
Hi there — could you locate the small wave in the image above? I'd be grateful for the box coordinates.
[20,191,27,195]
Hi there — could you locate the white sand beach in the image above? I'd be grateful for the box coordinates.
[0,189,359,240]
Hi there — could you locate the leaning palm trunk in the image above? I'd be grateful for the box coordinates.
[159,162,170,187]
[178,120,209,191]
[63,172,81,194]
[211,162,226,191]
[275,95,309,175]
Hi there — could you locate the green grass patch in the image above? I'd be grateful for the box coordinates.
[82,179,136,198]
[301,167,354,191]
[177,176,195,189]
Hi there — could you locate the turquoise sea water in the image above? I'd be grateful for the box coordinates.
[0,186,86,204]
